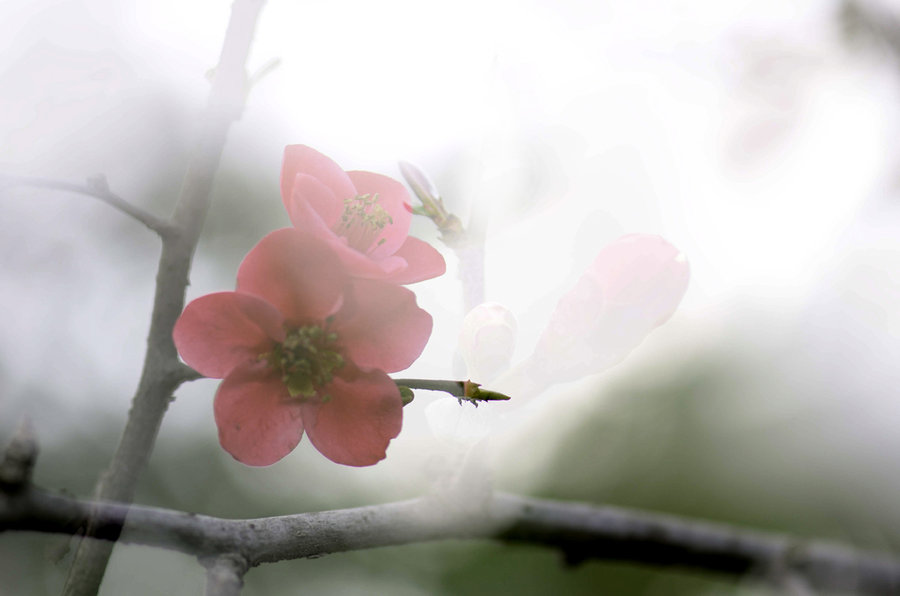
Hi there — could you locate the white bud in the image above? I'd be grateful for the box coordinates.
[458,302,518,383]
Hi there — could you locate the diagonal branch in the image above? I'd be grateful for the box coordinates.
[2,485,899,595]
[0,174,172,236]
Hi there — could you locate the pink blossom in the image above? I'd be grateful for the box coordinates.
[281,145,446,284]
[530,234,690,385]
[173,229,433,466]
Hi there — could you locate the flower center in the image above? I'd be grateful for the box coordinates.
[262,323,344,400]
[331,193,392,253]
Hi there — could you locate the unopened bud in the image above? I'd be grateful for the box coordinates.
[459,302,518,383]
[398,161,465,244]
[531,234,689,385]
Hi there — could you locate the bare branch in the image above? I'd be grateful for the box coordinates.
[63,1,267,594]
[0,174,172,236]
[2,486,899,594]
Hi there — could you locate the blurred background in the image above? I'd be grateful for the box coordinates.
[3,0,900,593]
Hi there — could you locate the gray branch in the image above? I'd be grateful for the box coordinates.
[203,554,248,596]
[62,1,267,594]
[0,174,172,236]
[2,483,899,595]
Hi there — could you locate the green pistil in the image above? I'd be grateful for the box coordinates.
[332,193,393,253]
[261,324,344,401]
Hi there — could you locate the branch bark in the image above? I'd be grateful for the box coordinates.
[3,485,899,595]
[62,2,266,594]
[0,175,171,235]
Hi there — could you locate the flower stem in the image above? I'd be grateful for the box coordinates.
[393,378,511,406]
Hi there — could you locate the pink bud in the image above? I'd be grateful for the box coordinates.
[530,234,689,385]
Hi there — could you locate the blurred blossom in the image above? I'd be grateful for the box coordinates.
[495,234,690,400]
[458,302,518,383]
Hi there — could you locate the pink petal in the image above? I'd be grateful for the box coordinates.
[532,234,689,383]
[214,363,304,466]
[173,292,285,378]
[284,192,409,280]
[300,368,402,466]
[382,236,446,284]
[287,173,344,229]
[346,171,412,258]
[281,145,356,213]
[587,233,690,323]
[333,279,433,373]
[237,229,347,324]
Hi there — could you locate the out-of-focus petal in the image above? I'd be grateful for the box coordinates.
[173,291,284,378]
[301,367,402,466]
[346,170,412,258]
[532,234,689,384]
[287,173,344,229]
[334,279,433,373]
[382,236,446,284]
[214,363,304,466]
[588,233,690,320]
[281,145,356,212]
[237,229,346,324]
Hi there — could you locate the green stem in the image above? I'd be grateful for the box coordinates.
[393,378,511,406]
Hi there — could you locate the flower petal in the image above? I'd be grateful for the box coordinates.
[346,170,412,258]
[281,145,356,213]
[286,173,344,230]
[173,292,284,378]
[214,363,304,466]
[237,229,347,324]
[301,367,402,466]
[532,234,690,384]
[382,236,446,284]
[333,279,433,372]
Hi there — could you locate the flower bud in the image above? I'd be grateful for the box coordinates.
[459,302,518,383]
[530,234,689,385]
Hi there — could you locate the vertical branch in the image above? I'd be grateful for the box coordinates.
[62,1,266,594]
[203,555,249,596]
[456,240,486,313]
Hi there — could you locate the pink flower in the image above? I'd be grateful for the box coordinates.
[530,234,690,385]
[173,229,433,466]
[281,145,446,284]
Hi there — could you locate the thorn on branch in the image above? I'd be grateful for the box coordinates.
[171,363,205,386]
[0,417,39,492]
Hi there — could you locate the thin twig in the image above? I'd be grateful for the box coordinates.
[62,2,267,594]
[2,486,899,595]
[0,175,172,236]
[393,378,511,405]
